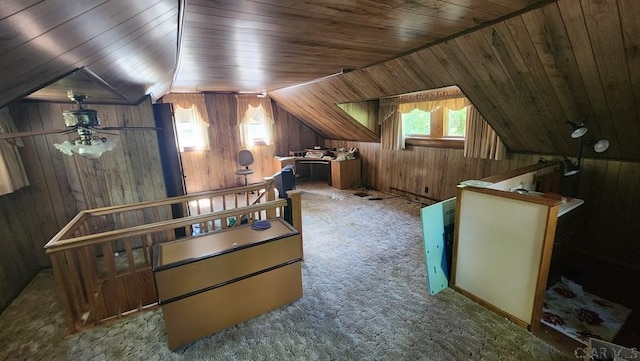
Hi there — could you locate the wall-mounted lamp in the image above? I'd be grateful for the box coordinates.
[592,139,609,153]
[563,116,610,176]
[563,157,581,176]
[567,120,588,139]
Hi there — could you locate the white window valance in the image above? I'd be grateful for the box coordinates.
[163,93,211,152]
[236,94,275,148]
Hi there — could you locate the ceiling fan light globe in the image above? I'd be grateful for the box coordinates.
[54,137,116,159]
[53,141,75,156]
[77,146,103,159]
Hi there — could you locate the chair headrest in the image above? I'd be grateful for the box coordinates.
[238,150,254,166]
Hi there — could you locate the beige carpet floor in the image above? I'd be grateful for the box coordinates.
[0,182,572,360]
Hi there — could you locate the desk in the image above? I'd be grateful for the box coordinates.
[274,157,361,190]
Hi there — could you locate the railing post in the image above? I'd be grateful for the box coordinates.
[287,190,303,258]
[49,251,78,334]
[286,190,303,232]
[264,177,276,219]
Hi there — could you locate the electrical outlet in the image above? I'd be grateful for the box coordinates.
[424,186,429,193]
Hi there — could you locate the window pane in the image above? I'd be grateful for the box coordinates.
[247,109,268,145]
[174,106,209,151]
[446,108,467,137]
[402,108,430,136]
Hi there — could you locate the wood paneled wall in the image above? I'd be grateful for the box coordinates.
[168,94,324,193]
[272,103,325,157]
[326,139,540,201]
[176,93,241,193]
[326,138,640,308]
[574,158,640,308]
[272,0,640,161]
[0,187,43,311]
[0,98,165,311]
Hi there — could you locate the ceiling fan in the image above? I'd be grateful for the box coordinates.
[0,93,160,159]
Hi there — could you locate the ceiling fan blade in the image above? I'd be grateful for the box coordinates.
[0,128,69,140]
[91,130,119,136]
[100,126,162,131]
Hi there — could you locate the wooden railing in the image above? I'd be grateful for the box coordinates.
[45,179,303,334]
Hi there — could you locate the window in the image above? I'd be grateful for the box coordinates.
[174,105,210,152]
[402,106,467,141]
[236,95,275,148]
[445,108,467,137]
[245,105,269,145]
[402,108,431,136]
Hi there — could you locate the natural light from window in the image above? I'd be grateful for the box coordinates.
[402,108,431,136]
[402,106,467,139]
[446,108,467,137]
[247,108,268,145]
[175,106,210,152]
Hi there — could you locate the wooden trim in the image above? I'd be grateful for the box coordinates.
[45,199,288,253]
[286,190,303,242]
[44,181,276,250]
[458,186,561,207]
[450,284,529,329]
[450,188,464,286]
[480,161,561,183]
[49,253,77,334]
[405,137,464,149]
[87,180,274,216]
[388,187,442,203]
[530,205,559,331]
[45,211,89,248]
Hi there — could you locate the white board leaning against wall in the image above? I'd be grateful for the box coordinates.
[452,188,553,326]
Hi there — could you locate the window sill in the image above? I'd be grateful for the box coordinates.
[180,147,209,152]
[405,137,464,149]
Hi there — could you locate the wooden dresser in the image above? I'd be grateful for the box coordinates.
[152,219,303,349]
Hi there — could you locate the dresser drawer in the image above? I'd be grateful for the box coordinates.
[161,261,302,350]
[155,233,301,302]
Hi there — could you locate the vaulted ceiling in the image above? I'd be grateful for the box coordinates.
[2,0,639,160]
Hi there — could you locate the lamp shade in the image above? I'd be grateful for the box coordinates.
[567,121,588,138]
[593,139,609,153]
[54,138,117,159]
[563,157,580,176]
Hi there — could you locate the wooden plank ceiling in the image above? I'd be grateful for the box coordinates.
[2,0,640,160]
[0,0,179,107]
[172,0,547,93]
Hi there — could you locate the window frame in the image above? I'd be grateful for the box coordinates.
[403,106,466,149]
[245,105,269,146]
[401,107,432,137]
[174,105,210,152]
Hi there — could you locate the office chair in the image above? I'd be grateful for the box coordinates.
[235,150,254,186]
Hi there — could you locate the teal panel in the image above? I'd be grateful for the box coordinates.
[421,198,456,296]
